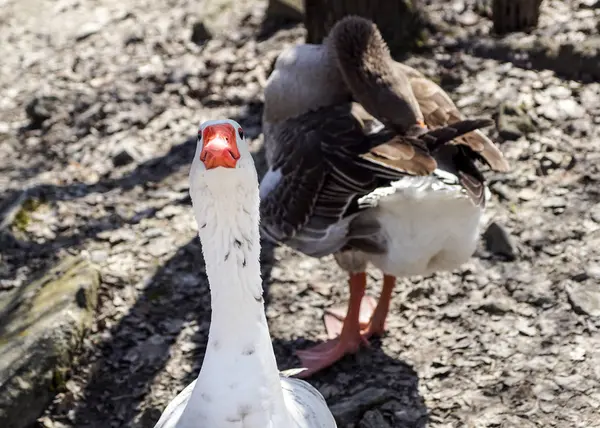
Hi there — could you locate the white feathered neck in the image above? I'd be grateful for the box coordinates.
[174,166,293,427]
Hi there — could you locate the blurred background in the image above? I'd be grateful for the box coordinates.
[0,0,599,427]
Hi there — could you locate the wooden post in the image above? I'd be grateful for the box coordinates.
[303,0,426,59]
[492,0,543,34]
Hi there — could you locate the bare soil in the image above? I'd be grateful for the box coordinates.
[1,0,599,427]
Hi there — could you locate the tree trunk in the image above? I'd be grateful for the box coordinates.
[492,0,543,34]
[303,0,426,59]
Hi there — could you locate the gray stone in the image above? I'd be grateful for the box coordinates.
[497,102,535,140]
[539,98,586,121]
[457,10,480,26]
[330,388,390,426]
[112,144,141,167]
[0,256,99,428]
[543,196,567,208]
[590,203,600,223]
[191,21,212,45]
[75,22,104,41]
[580,0,600,8]
[483,222,517,260]
[146,237,174,257]
[25,95,60,129]
[513,280,555,308]
[558,99,586,119]
[565,280,600,317]
[359,409,392,428]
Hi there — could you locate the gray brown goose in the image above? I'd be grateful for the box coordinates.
[259,16,509,377]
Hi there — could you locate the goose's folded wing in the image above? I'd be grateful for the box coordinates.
[260,103,497,254]
[396,63,510,173]
[259,103,436,256]
[280,376,337,427]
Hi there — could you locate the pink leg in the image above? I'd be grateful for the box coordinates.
[362,274,396,338]
[321,274,396,340]
[296,272,368,378]
[323,295,377,339]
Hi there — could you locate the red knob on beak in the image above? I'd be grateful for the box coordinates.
[199,124,241,169]
[200,137,238,169]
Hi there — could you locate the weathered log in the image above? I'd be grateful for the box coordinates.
[303,0,426,58]
[492,0,543,34]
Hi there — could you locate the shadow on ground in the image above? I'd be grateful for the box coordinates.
[4,100,426,426]
[0,105,267,312]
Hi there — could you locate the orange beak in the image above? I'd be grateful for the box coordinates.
[199,124,240,169]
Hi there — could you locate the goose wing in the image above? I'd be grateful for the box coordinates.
[259,102,494,257]
[394,62,510,173]
[280,375,337,427]
[260,103,437,258]
[390,62,509,205]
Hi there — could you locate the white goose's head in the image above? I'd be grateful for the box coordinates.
[189,119,257,197]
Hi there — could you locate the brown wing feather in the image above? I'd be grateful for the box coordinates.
[361,137,438,175]
[261,100,497,256]
[394,63,510,173]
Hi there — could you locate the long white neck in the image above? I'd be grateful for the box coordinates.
[197,185,264,335]
[177,170,291,426]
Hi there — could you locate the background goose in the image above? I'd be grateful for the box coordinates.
[259,16,509,377]
[154,119,336,427]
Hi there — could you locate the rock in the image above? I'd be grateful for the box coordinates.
[580,0,600,8]
[565,280,600,317]
[543,196,567,209]
[539,152,567,174]
[25,95,60,129]
[585,264,600,280]
[590,203,600,223]
[558,99,586,119]
[89,249,109,264]
[539,98,586,121]
[112,150,136,167]
[544,85,572,99]
[518,188,538,201]
[393,406,428,426]
[457,10,480,26]
[513,280,555,308]
[266,0,304,22]
[483,222,517,260]
[329,388,390,426]
[359,409,392,428]
[112,142,141,167]
[75,22,104,41]
[497,102,535,140]
[478,296,513,314]
[191,21,212,45]
[0,256,99,428]
[146,237,174,258]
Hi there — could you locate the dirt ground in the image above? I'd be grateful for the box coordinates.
[1,0,600,427]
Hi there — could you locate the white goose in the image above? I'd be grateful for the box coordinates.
[154,119,337,428]
[259,17,509,377]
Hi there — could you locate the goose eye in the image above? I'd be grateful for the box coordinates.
[237,127,244,139]
[197,130,202,141]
